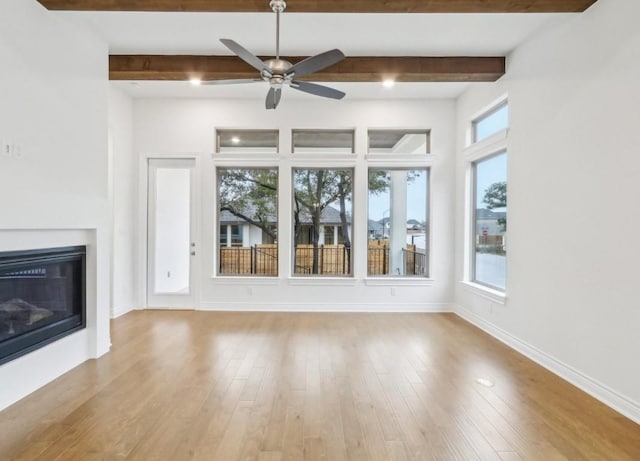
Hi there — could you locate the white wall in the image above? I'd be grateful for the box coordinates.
[109,88,138,317]
[454,0,640,422]
[132,98,456,311]
[0,0,110,410]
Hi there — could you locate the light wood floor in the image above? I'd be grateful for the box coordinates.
[1,311,638,460]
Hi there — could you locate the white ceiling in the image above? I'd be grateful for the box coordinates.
[58,10,572,99]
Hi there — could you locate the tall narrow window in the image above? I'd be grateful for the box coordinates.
[472,152,507,290]
[292,168,353,276]
[217,168,278,276]
[367,169,429,277]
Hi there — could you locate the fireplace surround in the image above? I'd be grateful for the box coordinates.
[0,246,86,365]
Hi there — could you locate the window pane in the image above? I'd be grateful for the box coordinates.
[293,169,353,276]
[368,169,429,277]
[216,130,278,153]
[473,152,507,290]
[292,130,354,153]
[473,102,508,142]
[368,130,430,154]
[218,168,278,276]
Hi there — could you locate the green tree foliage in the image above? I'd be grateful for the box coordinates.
[483,181,507,231]
[218,169,278,241]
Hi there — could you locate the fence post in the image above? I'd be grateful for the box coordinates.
[251,245,255,275]
[383,247,388,275]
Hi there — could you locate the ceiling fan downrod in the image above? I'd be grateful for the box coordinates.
[270,0,286,60]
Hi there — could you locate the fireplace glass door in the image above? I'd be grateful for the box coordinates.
[0,246,85,365]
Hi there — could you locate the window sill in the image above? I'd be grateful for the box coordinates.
[460,281,506,304]
[287,277,357,286]
[365,153,436,165]
[211,276,280,285]
[365,278,434,287]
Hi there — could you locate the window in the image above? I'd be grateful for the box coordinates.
[367,169,429,277]
[472,101,508,143]
[292,130,355,153]
[217,168,278,276]
[292,168,353,276]
[368,130,430,154]
[472,152,507,290]
[216,129,278,153]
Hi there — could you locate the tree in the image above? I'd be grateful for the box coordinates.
[483,181,507,231]
[218,169,278,242]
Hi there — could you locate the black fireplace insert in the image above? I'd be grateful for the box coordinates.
[0,246,86,365]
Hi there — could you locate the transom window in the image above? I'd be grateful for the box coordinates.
[216,129,278,153]
[472,101,509,143]
[368,129,430,154]
[292,129,355,153]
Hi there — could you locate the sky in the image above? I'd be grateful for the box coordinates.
[368,170,428,222]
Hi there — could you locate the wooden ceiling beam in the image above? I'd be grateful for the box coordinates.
[109,55,505,82]
[39,0,598,13]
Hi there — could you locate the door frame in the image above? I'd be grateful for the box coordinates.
[139,154,201,310]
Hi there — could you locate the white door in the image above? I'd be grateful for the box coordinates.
[147,158,197,309]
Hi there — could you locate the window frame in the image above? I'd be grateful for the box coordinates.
[463,102,508,300]
[290,167,355,278]
[215,129,280,154]
[291,129,356,154]
[366,167,431,279]
[367,129,431,155]
[215,166,280,278]
[470,150,507,291]
[471,99,509,144]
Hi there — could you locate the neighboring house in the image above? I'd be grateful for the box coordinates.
[220,206,352,247]
[475,208,506,236]
[219,209,276,247]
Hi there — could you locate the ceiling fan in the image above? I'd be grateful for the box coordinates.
[204,0,346,110]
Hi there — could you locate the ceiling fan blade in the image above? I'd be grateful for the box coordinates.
[290,81,346,100]
[220,38,270,75]
[285,49,345,79]
[202,79,262,85]
[265,87,282,110]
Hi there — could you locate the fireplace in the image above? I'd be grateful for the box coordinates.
[0,246,86,365]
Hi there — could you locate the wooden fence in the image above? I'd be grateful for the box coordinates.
[219,241,427,276]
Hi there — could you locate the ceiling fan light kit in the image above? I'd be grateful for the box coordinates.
[203,0,346,109]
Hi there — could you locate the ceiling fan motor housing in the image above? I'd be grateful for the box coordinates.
[263,59,293,87]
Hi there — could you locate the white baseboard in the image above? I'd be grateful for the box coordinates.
[111,305,138,319]
[199,302,453,313]
[453,304,640,425]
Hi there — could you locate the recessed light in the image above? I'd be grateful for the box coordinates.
[475,377,495,387]
[231,137,241,144]
[383,79,395,88]
[190,78,202,86]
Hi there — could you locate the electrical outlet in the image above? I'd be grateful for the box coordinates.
[13,144,23,159]
[1,140,11,158]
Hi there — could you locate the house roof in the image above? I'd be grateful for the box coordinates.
[476,208,507,219]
